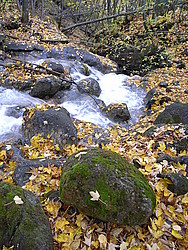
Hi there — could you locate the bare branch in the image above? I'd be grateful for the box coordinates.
[62,9,140,32]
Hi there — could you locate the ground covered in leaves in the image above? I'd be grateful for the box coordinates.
[0,3,188,250]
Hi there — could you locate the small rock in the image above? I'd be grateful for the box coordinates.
[159,81,168,88]
[157,173,188,195]
[13,158,63,186]
[30,76,71,99]
[103,103,131,123]
[47,61,65,74]
[144,87,156,109]
[140,80,148,90]
[173,137,188,153]
[172,80,179,86]
[77,77,101,97]
[75,61,91,76]
[159,96,171,105]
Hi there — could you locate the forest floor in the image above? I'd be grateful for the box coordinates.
[0,3,188,250]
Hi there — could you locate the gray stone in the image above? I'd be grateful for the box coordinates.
[157,173,188,196]
[154,102,188,125]
[0,182,53,249]
[59,148,156,226]
[47,61,65,74]
[173,137,188,153]
[77,77,101,97]
[14,158,63,186]
[159,81,168,88]
[103,103,130,123]
[30,76,71,99]
[75,61,91,76]
[144,87,156,109]
[22,107,77,147]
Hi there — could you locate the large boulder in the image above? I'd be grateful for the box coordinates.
[22,107,77,147]
[30,76,71,99]
[103,103,131,123]
[0,182,53,249]
[59,148,156,226]
[154,102,188,125]
[77,78,101,97]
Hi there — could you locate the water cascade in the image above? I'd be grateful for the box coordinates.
[0,58,146,143]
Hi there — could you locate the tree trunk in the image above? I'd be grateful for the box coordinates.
[16,0,21,12]
[22,0,29,23]
[58,0,64,29]
[41,0,44,19]
[31,0,36,16]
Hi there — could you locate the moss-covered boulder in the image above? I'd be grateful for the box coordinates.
[59,148,156,226]
[0,182,53,249]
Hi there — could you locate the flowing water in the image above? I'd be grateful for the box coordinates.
[0,57,146,143]
[0,86,45,143]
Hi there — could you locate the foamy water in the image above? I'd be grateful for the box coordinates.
[63,66,146,127]
[0,87,44,142]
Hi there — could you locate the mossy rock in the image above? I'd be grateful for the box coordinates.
[59,148,156,226]
[0,182,53,249]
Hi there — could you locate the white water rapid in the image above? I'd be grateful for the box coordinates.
[0,58,146,143]
[0,87,44,143]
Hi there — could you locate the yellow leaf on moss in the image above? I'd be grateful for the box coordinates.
[76,213,83,227]
[130,247,140,250]
[154,216,165,227]
[164,187,172,197]
[145,164,153,172]
[70,236,81,250]
[150,218,157,231]
[137,231,146,241]
[91,240,99,248]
